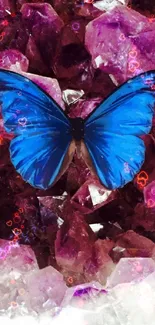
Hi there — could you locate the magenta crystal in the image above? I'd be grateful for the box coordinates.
[0,49,29,72]
[85,6,155,83]
[0,0,11,13]
[21,3,64,67]
[25,35,49,75]
[20,71,65,109]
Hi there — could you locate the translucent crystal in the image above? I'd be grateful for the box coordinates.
[71,178,119,214]
[0,239,38,273]
[107,257,155,288]
[24,266,67,312]
[93,0,129,11]
[1,245,155,325]
[88,183,112,206]
[61,281,104,307]
[0,240,67,318]
[110,275,155,325]
[62,89,84,105]
[0,239,39,316]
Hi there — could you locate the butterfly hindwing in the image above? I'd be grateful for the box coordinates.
[84,71,155,189]
[0,69,72,189]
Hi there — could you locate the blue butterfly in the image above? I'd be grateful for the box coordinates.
[0,69,155,190]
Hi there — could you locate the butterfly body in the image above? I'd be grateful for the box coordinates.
[0,69,155,190]
[69,117,85,141]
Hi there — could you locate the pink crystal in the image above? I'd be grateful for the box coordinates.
[21,72,65,109]
[144,180,155,208]
[110,228,155,263]
[115,230,155,256]
[38,193,69,220]
[0,0,11,12]
[21,3,64,66]
[84,239,115,284]
[66,156,90,193]
[25,35,49,75]
[55,211,115,285]
[66,162,85,193]
[85,6,155,83]
[0,239,38,273]
[0,239,67,316]
[76,2,102,19]
[0,49,29,72]
[38,195,66,211]
[55,211,96,274]
[71,177,119,214]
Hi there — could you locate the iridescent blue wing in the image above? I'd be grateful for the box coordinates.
[84,71,155,189]
[0,69,73,189]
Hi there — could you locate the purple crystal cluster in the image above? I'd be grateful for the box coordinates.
[1,242,155,324]
[0,0,155,291]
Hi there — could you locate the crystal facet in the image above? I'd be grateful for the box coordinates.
[107,257,155,287]
[85,6,155,83]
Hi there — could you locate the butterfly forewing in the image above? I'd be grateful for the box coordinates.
[83,71,155,189]
[0,69,73,189]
